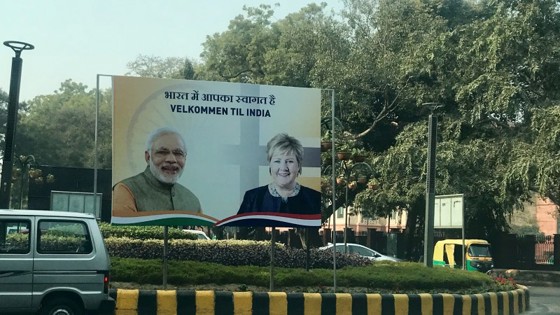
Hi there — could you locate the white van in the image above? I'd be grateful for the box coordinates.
[0,209,115,315]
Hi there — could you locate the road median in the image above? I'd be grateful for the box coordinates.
[110,285,529,315]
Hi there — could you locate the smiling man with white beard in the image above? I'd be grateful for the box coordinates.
[112,127,202,215]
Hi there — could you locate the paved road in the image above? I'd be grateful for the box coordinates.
[524,286,560,314]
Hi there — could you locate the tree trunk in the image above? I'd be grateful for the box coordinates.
[404,197,425,262]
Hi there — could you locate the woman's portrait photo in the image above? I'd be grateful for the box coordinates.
[237,133,321,215]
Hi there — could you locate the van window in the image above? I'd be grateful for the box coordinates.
[38,220,92,254]
[0,220,31,254]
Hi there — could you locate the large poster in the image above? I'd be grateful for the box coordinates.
[111,76,321,227]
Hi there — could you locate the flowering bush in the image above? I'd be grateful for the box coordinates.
[492,273,517,291]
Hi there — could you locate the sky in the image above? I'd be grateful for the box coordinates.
[1,0,343,102]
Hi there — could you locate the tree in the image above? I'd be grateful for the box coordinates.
[10,155,55,209]
[350,0,560,256]
[0,89,8,158]
[15,80,112,169]
[199,3,348,88]
[199,4,278,83]
[509,105,560,206]
[126,54,198,80]
[195,0,560,251]
[0,88,31,160]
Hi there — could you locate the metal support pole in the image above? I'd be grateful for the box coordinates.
[305,228,310,271]
[0,41,34,209]
[424,113,437,267]
[269,227,276,291]
[344,174,349,253]
[94,75,100,219]
[330,91,337,292]
[163,226,168,289]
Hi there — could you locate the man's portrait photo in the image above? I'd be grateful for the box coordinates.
[112,127,202,216]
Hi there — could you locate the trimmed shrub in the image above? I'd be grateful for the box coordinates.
[99,223,194,240]
[110,257,500,294]
[105,237,370,269]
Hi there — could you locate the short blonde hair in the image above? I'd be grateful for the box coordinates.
[266,133,303,174]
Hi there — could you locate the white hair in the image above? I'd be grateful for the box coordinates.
[145,127,186,153]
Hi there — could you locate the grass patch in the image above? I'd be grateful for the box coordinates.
[110,257,509,294]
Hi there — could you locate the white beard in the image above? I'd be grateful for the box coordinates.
[149,160,183,184]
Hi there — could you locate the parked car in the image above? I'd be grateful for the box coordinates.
[183,229,211,240]
[0,209,115,315]
[319,243,402,262]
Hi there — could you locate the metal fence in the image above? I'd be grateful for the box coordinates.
[535,234,555,265]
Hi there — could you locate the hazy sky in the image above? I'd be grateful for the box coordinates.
[1,0,342,102]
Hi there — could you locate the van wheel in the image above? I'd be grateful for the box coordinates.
[40,297,84,315]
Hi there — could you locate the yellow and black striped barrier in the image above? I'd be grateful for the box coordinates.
[109,286,529,315]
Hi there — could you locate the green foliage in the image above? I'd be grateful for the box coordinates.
[199,3,344,88]
[5,0,559,259]
[199,4,278,83]
[509,224,540,236]
[5,233,29,250]
[126,55,195,80]
[98,223,195,240]
[0,89,9,156]
[331,0,560,243]
[490,273,517,293]
[104,237,368,269]
[15,80,112,168]
[103,225,510,293]
[110,257,508,294]
[38,234,83,252]
[0,88,31,159]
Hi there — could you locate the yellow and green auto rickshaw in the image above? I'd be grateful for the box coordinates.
[433,239,493,273]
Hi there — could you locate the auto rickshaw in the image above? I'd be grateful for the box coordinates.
[433,239,493,273]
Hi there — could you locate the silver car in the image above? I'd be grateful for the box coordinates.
[0,209,115,315]
[319,243,402,262]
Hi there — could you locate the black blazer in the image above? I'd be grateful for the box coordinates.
[237,185,321,215]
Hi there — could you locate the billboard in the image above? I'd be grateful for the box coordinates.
[51,191,102,218]
[111,76,321,227]
[434,194,464,228]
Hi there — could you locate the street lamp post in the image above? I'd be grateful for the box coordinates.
[423,103,441,267]
[0,41,34,209]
